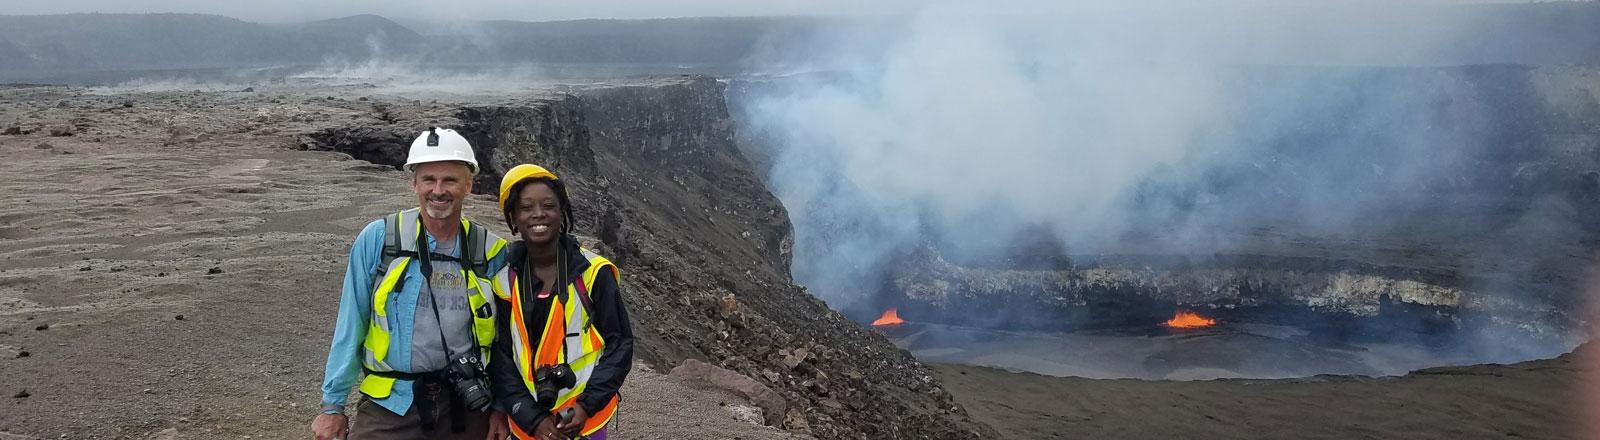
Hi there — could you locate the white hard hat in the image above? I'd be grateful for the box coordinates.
[404,127,479,175]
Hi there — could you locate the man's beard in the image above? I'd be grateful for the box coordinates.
[424,197,455,219]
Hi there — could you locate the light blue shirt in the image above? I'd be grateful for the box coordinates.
[318,218,507,416]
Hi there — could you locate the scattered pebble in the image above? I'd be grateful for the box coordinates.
[13,389,28,398]
[207,267,223,275]
[35,323,48,331]
[174,315,185,321]
[16,351,28,358]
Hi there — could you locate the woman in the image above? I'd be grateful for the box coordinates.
[488,164,634,440]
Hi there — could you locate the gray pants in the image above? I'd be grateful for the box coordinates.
[349,383,491,440]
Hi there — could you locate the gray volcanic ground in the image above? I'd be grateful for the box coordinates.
[0,81,823,439]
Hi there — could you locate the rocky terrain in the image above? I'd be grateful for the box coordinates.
[935,341,1598,440]
[0,77,993,439]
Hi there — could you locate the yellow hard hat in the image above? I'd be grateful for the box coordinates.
[498,164,559,212]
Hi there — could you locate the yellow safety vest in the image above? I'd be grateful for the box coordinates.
[494,248,620,437]
[359,208,506,398]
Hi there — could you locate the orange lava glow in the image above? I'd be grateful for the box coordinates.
[872,308,906,326]
[1163,310,1217,328]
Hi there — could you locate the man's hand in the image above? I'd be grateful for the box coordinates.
[533,415,567,440]
[311,413,347,440]
[554,405,589,436]
[486,410,511,440]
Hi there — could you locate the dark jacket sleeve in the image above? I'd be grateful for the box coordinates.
[490,296,547,431]
[578,265,635,415]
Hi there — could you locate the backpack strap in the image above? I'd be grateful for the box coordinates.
[374,209,421,281]
[571,248,618,330]
[376,209,502,280]
[460,221,493,277]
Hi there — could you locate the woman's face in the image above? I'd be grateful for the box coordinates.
[513,181,563,246]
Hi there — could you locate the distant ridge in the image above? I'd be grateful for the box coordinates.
[1,3,1598,83]
[0,13,421,73]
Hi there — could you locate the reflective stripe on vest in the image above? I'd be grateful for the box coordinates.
[358,208,506,399]
[493,249,620,437]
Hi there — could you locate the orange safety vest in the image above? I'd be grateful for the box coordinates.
[492,248,620,437]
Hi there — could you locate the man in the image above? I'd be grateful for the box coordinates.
[312,127,513,440]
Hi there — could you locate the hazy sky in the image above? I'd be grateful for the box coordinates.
[3,0,1519,22]
[3,0,930,22]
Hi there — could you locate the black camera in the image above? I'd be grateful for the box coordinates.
[533,363,576,404]
[445,353,493,412]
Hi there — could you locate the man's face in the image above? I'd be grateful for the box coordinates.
[411,161,473,220]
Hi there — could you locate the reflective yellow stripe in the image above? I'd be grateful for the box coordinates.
[359,375,398,398]
[551,255,612,408]
[487,238,507,259]
[491,271,508,300]
[371,258,411,323]
[363,257,411,369]
[569,350,601,371]
[465,268,496,364]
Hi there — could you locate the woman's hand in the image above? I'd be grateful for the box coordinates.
[555,405,590,436]
[533,414,567,440]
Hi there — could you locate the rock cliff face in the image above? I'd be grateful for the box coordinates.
[886,248,1528,337]
[303,76,995,438]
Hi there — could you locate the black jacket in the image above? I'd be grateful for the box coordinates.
[490,237,635,431]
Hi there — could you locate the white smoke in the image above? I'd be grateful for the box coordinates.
[738,0,1592,366]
